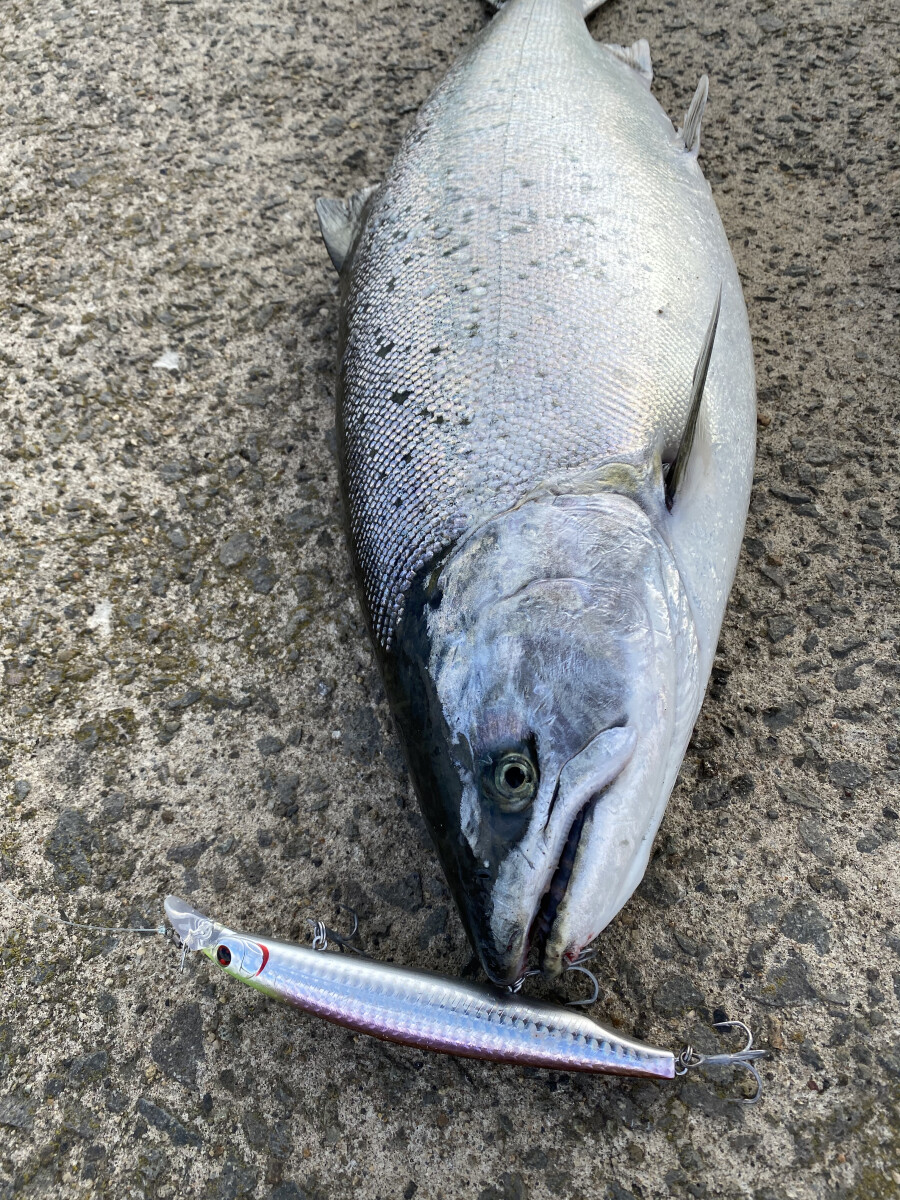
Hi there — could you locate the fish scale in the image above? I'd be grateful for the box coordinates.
[339,0,742,646]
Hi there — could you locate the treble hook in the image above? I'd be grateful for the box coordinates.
[503,962,600,1007]
[307,907,370,957]
[675,1020,768,1105]
[564,962,600,1007]
[165,927,191,973]
[570,942,600,968]
[505,968,541,994]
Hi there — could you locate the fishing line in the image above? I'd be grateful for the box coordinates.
[0,865,166,937]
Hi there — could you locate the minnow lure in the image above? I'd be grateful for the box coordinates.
[165,897,765,1096]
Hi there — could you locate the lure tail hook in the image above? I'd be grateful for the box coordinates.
[675,1020,767,1104]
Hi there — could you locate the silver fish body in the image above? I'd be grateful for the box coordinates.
[165,896,675,1078]
[321,0,755,984]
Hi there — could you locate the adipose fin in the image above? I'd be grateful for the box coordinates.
[485,0,610,17]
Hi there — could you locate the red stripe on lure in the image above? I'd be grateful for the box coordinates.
[252,944,269,978]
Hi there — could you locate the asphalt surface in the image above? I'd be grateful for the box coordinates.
[0,1,898,1198]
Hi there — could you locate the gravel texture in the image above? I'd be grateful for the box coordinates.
[0,1,898,1198]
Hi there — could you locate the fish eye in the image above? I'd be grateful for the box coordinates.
[216,944,232,967]
[490,751,538,812]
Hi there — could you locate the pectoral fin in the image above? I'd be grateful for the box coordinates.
[665,286,721,512]
[679,75,709,155]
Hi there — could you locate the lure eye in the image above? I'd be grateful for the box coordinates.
[490,751,538,813]
[216,944,232,967]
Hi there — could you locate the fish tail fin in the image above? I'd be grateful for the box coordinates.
[485,0,609,18]
[315,186,377,274]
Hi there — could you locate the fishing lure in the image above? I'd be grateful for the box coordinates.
[165,896,765,1098]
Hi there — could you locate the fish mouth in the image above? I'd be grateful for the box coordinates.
[525,792,597,976]
[506,723,636,983]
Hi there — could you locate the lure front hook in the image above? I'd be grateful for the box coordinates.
[563,963,600,1007]
[503,962,600,1008]
[675,1020,768,1104]
[307,908,370,957]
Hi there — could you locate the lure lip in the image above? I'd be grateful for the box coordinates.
[164,895,221,953]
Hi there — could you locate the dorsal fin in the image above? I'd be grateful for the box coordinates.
[603,39,653,88]
[315,186,377,273]
[680,75,709,155]
[665,286,721,512]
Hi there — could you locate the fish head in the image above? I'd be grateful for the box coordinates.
[388,489,699,985]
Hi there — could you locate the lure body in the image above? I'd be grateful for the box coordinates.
[165,897,674,1078]
[318,0,756,985]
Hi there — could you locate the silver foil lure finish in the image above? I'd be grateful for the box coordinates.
[165,897,675,1078]
[318,0,756,985]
